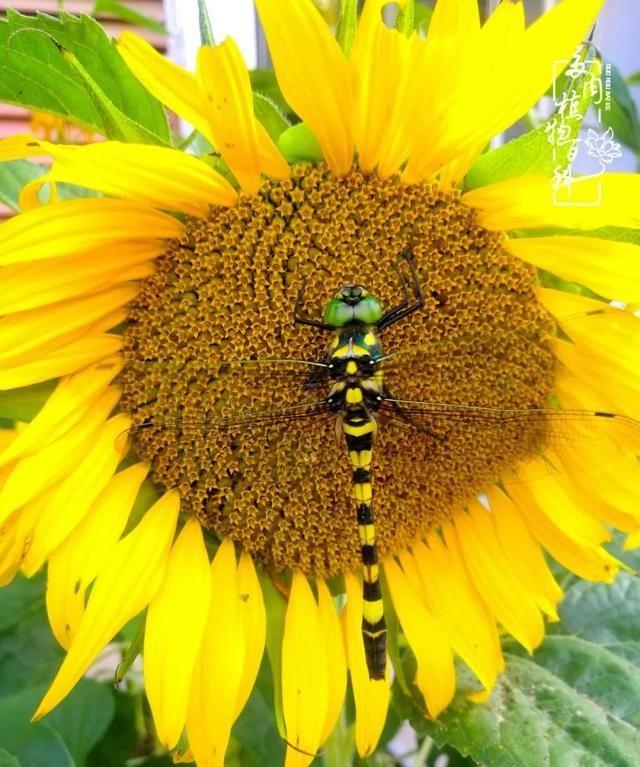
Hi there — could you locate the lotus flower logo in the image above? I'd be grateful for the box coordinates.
[585,127,623,166]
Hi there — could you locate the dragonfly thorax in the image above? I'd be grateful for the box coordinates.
[326,326,384,413]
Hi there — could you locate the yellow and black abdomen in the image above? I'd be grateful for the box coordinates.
[328,325,387,680]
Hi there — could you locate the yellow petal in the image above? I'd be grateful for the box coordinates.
[12,138,237,216]
[35,490,180,718]
[316,579,346,743]
[234,551,267,718]
[554,340,640,420]
[0,284,138,367]
[413,533,502,693]
[0,198,183,267]
[343,571,389,759]
[401,0,481,183]
[0,359,121,469]
[0,511,23,586]
[463,174,640,231]
[509,471,610,549]
[22,414,131,577]
[46,462,149,649]
[0,388,120,525]
[255,0,353,176]
[118,32,213,142]
[196,42,261,195]
[486,487,562,621]
[384,555,455,717]
[187,538,245,767]
[436,0,603,179]
[255,121,291,180]
[507,236,640,304]
[427,0,480,39]
[0,242,159,315]
[507,483,621,583]
[0,334,123,391]
[197,41,288,195]
[350,0,409,173]
[145,519,211,749]
[453,503,545,653]
[282,571,328,767]
[0,498,42,586]
[624,530,640,550]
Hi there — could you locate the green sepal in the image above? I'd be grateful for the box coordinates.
[336,0,358,57]
[277,122,323,164]
[253,92,290,143]
[197,0,215,46]
[250,69,291,120]
[466,48,600,189]
[511,225,640,247]
[396,0,415,36]
[260,574,287,739]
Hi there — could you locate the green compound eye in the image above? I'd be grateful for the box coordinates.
[354,295,382,324]
[323,299,355,327]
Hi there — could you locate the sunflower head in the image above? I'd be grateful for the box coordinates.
[1,1,639,766]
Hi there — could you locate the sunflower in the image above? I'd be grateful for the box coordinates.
[1,0,639,765]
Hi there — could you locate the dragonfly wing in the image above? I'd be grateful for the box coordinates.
[378,399,640,483]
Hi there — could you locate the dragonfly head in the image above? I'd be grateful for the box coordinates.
[323,284,383,327]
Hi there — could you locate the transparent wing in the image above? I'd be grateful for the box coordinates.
[378,398,640,483]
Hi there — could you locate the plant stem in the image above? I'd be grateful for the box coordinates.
[412,736,433,767]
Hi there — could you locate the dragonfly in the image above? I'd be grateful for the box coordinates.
[119,248,640,682]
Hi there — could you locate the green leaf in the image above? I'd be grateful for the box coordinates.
[197,0,215,46]
[627,70,640,87]
[336,0,358,56]
[60,44,164,144]
[277,122,323,164]
[0,751,20,767]
[0,11,170,144]
[253,93,289,143]
[466,52,598,189]
[601,61,640,153]
[426,744,477,767]
[0,575,65,695]
[232,660,284,766]
[261,575,287,739]
[86,689,141,767]
[0,160,47,212]
[0,688,74,767]
[0,380,57,422]
[92,0,166,35]
[45,680,116,767]
[399,572,640,767]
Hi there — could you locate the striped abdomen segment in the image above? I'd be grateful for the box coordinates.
[343,411,386,681]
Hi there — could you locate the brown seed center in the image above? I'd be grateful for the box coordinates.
[119,164,556,577]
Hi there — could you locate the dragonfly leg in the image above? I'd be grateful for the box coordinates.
[378,245,424,332]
